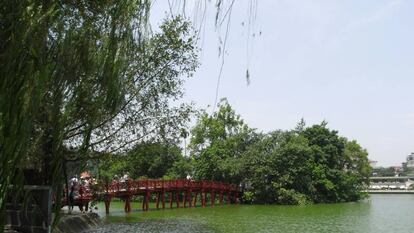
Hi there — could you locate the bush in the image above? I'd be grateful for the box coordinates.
[275,188,311,205]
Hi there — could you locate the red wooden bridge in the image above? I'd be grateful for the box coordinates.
[69,179,242,214]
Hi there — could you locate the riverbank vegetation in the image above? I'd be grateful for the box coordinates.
[98,100,371,205]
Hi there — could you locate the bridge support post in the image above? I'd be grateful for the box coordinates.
[193,192,198,207]
[169,191,173,208]
[211,191,215,206]
[183,191,187,208]
[219,192,223,205]
[201,190,206,207]
[124,196,131,213]
[155,193,160,209]
[104,194,111,214]
[142,191,150,211]
[188,190,192,207]
[183,190,192,208]
[142,193,146,211]
[176,191,180,208]
[227,192,231,204]
[146,191,150,211]
[162,190,165,209]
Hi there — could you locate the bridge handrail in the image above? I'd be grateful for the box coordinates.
[95,178,241,195]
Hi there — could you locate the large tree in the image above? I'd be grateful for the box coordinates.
[0,1,198,223]
[125,142,183,179]
[189,99,258,183]
[95,141,192,181]
[242,123,371,204]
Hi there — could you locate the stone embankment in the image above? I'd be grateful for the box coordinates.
[4,212,101,233]
[54,213,101,233]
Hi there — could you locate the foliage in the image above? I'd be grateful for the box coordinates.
[125,142,182,179]
[0,0,63,219]
[242,124,370,204]
[166,156,194,179]
[95,154,128,182]
[371,167,397,177]
[189,103,370,205]
[189,99,258,183]
[96,142,188,180]
[0,1,199,228]
[30,13,198,176]
[241,130,313,204]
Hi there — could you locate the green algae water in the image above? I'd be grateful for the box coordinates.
[86,194,414,233]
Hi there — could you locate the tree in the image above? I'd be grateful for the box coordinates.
[125,142,182,179]
[242,122,370,204]
[95,154,129,183]
[242,130,315,204]
[166,156,194,179]
[95,142,185,180]
[189,99,257,183]
[1,1,198,224]
[27,14,197,201]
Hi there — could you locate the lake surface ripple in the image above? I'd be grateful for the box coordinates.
[86,194,414,233]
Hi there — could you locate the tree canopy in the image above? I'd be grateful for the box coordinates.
[189,99,258,183]
[0,1,199,223]
[189,102,371,204]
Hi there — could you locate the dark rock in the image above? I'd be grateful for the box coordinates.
[54,213,101,233]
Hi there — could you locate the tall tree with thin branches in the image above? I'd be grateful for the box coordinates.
[0,0,199,226]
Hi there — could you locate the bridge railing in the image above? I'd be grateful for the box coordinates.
[97,179,241,195]
[191,180,201,189]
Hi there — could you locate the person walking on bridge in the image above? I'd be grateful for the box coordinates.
[68,185,75,214]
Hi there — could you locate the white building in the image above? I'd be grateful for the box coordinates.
[407,153,414,168]
[369,160,378,168]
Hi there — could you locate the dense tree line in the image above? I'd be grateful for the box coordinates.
[96,142,191,180]
[101,99,370,205]
[188,100,370,204]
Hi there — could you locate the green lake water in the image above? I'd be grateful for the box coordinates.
[86,194,414,233]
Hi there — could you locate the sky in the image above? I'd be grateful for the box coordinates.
[151,0,414,167]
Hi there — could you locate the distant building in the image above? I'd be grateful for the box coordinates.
[390,166,403,173]
[407,153,414,168]
[369,176,414,190]
[369,160,378,168]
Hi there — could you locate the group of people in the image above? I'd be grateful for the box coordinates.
[67,173,96,213]
[112,173,130,190]
[114,173,130,183]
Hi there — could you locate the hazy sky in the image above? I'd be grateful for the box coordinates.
[151,0,414,167]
